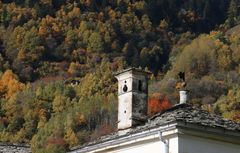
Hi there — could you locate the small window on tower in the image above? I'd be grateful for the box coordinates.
[123,84,128,92]
[138,80,142,91]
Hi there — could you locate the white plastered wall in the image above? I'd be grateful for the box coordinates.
[178,134,240,153]
[107,137,178,153]
[118,92,132,129]
[110,140,169,153]
[86,129,179,153]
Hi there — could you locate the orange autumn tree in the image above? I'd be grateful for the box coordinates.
[0,70,25,99]
[148,93,172,116]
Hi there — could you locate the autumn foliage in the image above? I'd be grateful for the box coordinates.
[0,1,239,153]
[148,93,172,116]
[0,70,25,99]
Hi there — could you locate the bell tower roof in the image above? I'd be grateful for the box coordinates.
[115,67,151,77]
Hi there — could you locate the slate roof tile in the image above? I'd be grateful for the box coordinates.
[146,103,240,131]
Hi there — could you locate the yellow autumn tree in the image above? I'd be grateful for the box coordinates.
[52,95,70,113]
[38,15,61,37]
[37,109,47,129]
[67,7,81,19]
[215,41,233,71]
[0,70,25,99]
[68,62,81,76]
[214,86,240,122]
[64,127,78,147]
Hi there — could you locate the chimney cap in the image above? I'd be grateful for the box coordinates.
[114,67,151,76]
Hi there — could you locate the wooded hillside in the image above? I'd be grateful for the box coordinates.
[0,0,240,152]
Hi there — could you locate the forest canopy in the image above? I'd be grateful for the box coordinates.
[0,0,240,153]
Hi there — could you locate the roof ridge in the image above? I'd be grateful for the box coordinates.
[149,103,192,120]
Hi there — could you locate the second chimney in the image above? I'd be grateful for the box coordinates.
[179,90,188,104]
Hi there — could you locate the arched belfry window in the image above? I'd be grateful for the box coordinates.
[123,81,128,92]
[138,80,142,91]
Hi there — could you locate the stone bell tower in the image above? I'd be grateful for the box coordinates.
[115,68,150,131]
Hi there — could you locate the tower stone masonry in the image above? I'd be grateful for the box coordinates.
[115,68,150,131]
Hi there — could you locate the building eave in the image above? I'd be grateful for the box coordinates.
[69,122,178,153]
[176,121,240,145]
[70,120,240,153]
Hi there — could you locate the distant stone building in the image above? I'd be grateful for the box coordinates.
[70,68,240,153]
[64,78,81,87]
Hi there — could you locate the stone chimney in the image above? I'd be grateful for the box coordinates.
[176,71,188,104]
[179,90,188,104]
[115,68,150,132]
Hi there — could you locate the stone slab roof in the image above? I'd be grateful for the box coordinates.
[142,103,240,131]
[70,103,240,151]
[0,142,31,153]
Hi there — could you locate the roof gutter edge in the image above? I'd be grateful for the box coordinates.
[69,122,178,153]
